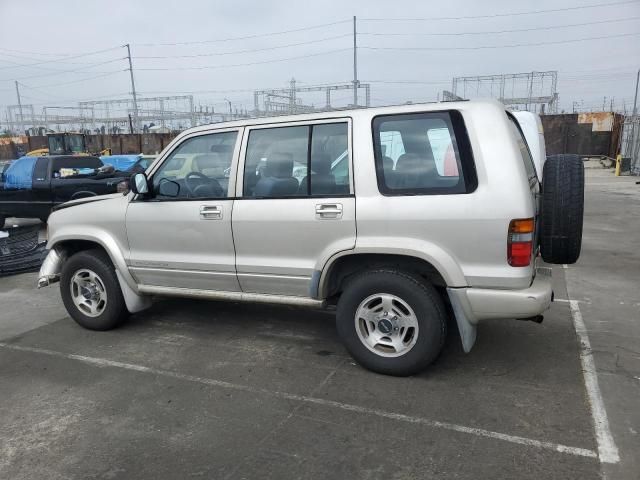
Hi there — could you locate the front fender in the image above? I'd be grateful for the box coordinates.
[47,226,137,292]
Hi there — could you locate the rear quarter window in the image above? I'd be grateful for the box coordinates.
[372,110,477,195]
[508,114,538,182]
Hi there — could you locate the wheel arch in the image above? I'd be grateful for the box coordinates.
[48,230,136,291]
[48,234,150,314]
[318,252,456,300]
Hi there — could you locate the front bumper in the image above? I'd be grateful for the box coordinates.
[37,247,66,288]
[447,267,553,353]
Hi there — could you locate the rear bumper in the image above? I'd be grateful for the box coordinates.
[447,267,553,353]
[464,267,553,322]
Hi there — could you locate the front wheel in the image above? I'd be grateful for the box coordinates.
[60,249,128,330]
[336,270,447,376]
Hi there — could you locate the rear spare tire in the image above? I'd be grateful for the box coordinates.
[540,154,584,264]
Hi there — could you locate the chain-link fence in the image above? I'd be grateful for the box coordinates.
[620,116,640,175]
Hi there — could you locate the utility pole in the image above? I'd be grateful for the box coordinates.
[632,68,639,117]
[14,81,24,134]
[626,68,639,165]
[289,77,296,114]
[353,15,358,108]
[224,98,232,120]
[124,44,139,133]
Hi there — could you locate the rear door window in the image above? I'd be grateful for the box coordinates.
[243,122,350,198]
[33,158,49,181]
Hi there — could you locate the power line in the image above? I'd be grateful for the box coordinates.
[17,71,125,90]
[361,0,639,21]
[0,47,79,57]
[359,16,640,37]
[365,79,450,85]
[4,59,126,82]
[0,57,126,80]
[0,50,122,67]
[136,48,352,71]
[0,46,122,70]
[137,80,354,95]
[13,91,133,106]
[361,32,640,51]
[135,19,351,47]
[134,34,352,59]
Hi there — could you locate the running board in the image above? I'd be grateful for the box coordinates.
[137,285,325,308]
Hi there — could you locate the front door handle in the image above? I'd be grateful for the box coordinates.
[315,203,343,219]
[200,205,222,220]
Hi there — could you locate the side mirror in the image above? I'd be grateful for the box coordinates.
[157,178,180,197]
[131,173,149,195]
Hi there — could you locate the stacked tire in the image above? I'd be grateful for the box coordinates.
[539,154,584,264]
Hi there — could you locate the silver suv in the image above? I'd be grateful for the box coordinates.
[38,100,584,376]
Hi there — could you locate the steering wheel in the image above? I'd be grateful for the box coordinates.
[184,171,223,197]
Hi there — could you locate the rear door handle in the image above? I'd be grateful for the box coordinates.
[315,203,343,219]
[200,205,222,220]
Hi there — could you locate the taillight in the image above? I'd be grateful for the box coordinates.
[508,218,535,267]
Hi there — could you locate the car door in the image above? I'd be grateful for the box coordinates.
[232,119,356,297]
[126,128,241,291]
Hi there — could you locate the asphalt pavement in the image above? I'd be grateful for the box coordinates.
[0,170,637,479]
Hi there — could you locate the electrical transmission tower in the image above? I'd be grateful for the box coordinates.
[451,71,559,114]
[253,78,371,116]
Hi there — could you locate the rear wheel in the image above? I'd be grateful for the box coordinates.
[336,270,447,376]
[540,154,584,264]
[60,249,128,330]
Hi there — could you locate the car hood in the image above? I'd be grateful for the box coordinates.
[53,193,126,212]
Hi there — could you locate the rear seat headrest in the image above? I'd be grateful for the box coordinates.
[312,153,332,175]
[265,153,294,178]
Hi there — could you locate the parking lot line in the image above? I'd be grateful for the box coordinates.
[0,341,598,461]
[568,300,620,464]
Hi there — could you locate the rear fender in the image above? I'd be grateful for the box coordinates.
[316,238,467,299]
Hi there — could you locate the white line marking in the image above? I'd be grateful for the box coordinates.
[569,300,620,464]
[0,342,597,460]
[562,264,569,269]
[554,298,587,304]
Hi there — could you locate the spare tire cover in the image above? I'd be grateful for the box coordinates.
[540,154,584,264]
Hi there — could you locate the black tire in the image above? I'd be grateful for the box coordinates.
[336,270,447,376]
[0,215,5,230]
[540,154,584,264]
[60,249,128,330]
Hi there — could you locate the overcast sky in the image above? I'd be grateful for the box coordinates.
[0,0,639,120]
